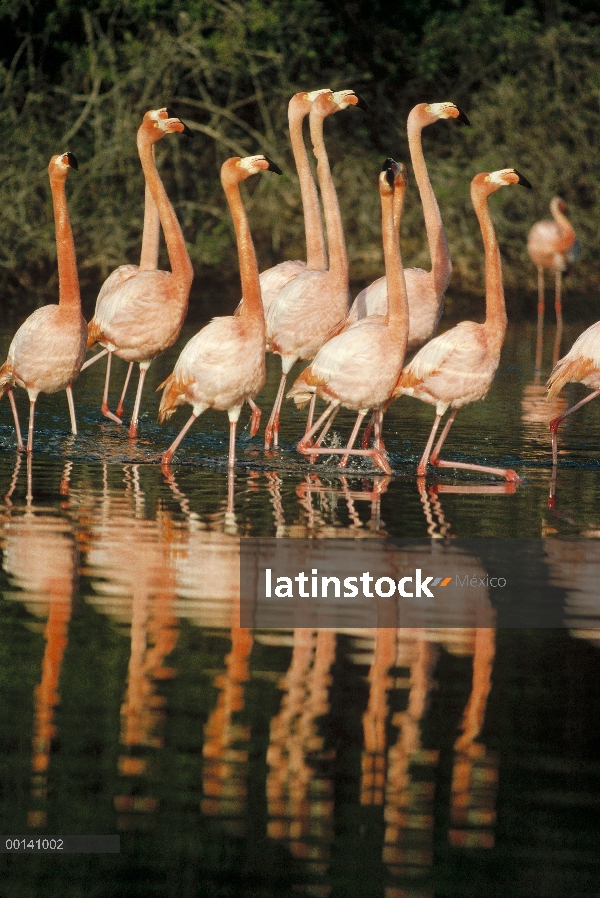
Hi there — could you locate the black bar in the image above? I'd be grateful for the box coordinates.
[1,836,120,853]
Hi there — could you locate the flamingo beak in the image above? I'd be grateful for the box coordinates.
[385,168,395,189]
[455,107,470,126]
[64,152,78,170]
[354,93,370,112]
[514,169,532,189]
[264,156,283,175]
[179,122,195,138]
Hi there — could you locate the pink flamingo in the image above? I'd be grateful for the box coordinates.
[393,169,531,481]
[82,109,175,423]
[237,89,331,317]
[527,196,578,368]
[86,110,194,438]
[287,159,409,474]
[546,321,600,466]
[158,155,282,472]
[263,89,367,451]
[0,153,86,452]
[345,102,469,348]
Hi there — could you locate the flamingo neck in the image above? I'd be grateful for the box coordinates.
[224,175,264,327]
[138,146,160,271]
[309,110,348,290]
[382,187,408,356]
[137,134,193,294]
[407,110,452,294]
[473,187,507,353]
[550,198,576,253]
[51,173,81,312]
[289,99,327,271]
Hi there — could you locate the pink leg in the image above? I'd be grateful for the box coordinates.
[361,411,377,449]
[247,397,261,437]
[310,405,340,463]
[429,408,520,482]
[264,372,287,450]
[305,393,317,435]
[101,352,123,424]
[227,468,235,515]
[535,266,544,374]
[27,399,36,453]
[116,362,134,418]
[129,363,149,439]
[373,408,385,451]
[301,411,392,475]
[553,269,563,368]
[340,412,367,468]
[161,411,198,472]
[7,388,24,450]
[66,384,77,435]
[416,413,443,477]
[550,389,600,466]
[80,347,109,372]
[298,403,338,452]
[228,419,237,469]
[362,403,390,450]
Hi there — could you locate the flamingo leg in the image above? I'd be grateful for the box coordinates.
[553,269,563,368]
[340,412,367,468]
[27,399,36,453]
[550,389,600,466]
[298,402,338,452]
[7,388,24,450]
[429,408,520,482]
[129,363,150,439]
[535,266,544,374]
[101,352,123,424]
[301,411,392,475]
[264,372,287,450]
[361,411,377,449]
[66,384,77,435]
[305,393,317,435]
[309,405,340,463]
[161,411,198,472]
[227,468,235,516]
[116,362,134,418]
[416,413,443,477]
[228,419,237,469]
[247,397,261,437]
[80,347,109,372]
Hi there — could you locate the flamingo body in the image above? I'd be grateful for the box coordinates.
[258,259,305,313]
[547,321,600,396]
[527,198,576,272]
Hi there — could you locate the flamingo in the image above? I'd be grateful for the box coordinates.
[82,108,181,423]
[158,155,282,472]
[263,89,367,451]
[287,159,409,474]
[392,168,531,481]
[236,88,331,317]
[546,321,600,466]
[86,110,194,438]
[527,196,578,369]
[344,102,469,347]
[0,153,86,453]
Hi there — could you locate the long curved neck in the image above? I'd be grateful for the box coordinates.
[550,199,576,252]
[224,176,264,327]
[407,111,452,294]
[289,100,327,270]
[309,110,348,290]
[383,188,408,356]
[137,134,193,294]
[51,173,81,312]
[138,146,160,271]
[473,187,507,354]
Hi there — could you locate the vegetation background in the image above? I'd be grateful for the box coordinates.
[0,0,598,316]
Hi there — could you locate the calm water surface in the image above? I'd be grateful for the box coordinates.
[1,311,600,896]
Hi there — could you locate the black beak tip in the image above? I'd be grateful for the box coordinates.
[166,107,176,119]
[65,152,78,170]
[382,157,396,171]
[514,169,532,189]
[355,93,370,113]
[385,168,395,189]
[264,156,283,175]
[181,123,194,139]
[456,108,471,126]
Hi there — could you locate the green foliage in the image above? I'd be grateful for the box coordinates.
[0,0,598,308]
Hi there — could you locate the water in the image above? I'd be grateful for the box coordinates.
[1,311,600,896]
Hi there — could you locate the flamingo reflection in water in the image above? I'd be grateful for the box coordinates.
[1,455,76,828]
[296,473,391,535]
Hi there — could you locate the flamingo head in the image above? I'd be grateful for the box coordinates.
[552,197,568,214]
[290,88,332,116]
[472,168,532,198]
[310,89,369,120]
[48,152,78,179]
[413,102,470,128]
[139,109,194,144]
[380,157,408,195]
[221,155,282,186]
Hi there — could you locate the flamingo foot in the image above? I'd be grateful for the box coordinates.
[297,437,314,453]
[101,402,122,425]
[505,469,522,483]
[250,406,261,437]
[372,450,392,475]
[161,451,173,475]
[115,400,125,418]
[128,421,138,439]
[416,463,427,477]
[264,424,274,451]
[549,416,561,434]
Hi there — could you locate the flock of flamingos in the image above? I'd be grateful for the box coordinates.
[0,90,589,482]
